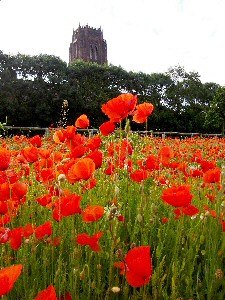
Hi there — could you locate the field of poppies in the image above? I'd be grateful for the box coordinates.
[1,94,225,299]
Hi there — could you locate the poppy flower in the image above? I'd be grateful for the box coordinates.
[35,221,52,240]
[67,157,95,182]
[203,167,221,184]
[102,93,137,122]
[0,148,10,171]
[130,170,149,182]
[75,114,90,128]
[34,285,57,300]
[158,146,174,166]
[11,181,28,200]
[0,182,11,202]
[29,135,42,148]
[85,135,102,151]
[0,264,23,296]
[53,193,82,222]
[21,145,39,163]
[100,121,116,136]
[23,223,35,238]
[161,184,193,207]
[9,227,23,250]
[77,231,103,252]
[114,246,152,288]
[82,205,104,223]
[36,194,52,207]
[133,102,154,123]
[0,201,8,215]
[85,150,103,169]
[0,227,10,243]
[53,129,66,144]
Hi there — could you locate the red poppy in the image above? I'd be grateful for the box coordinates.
[23,223,35,238]
[0,148,10,171]
[34,285,57,300]
[0,264,23,296]
[35,221,52,240]
[22,145,39,163]
[174,204,199,218]
[102,93,137,122]
[0,182,11,202]
[53,193,82,222]
[82,205,104,223]
[203,167,221,184]
[53,129,66,144]
[36,194,52,207]
[29,135,42,148]
[77,231,103,252]
[133,102,154,123]
[161,184,193,207]
[64,125,77,139]
[85,150,103,169]
[114,246,152,288]
[158,146,174,166]
[100,121,116,136]
[0,201,8,215]
[75,114,90,128]
[0,227,10,243]
[11,181,28,200]
[9,227,23,250]
[200,159,216,172]
[70,145,86,159]
[67,157,95,182]
[130,170,149,182]
[85,135,102,151]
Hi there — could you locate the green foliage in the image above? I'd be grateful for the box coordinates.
[0,51,222,132]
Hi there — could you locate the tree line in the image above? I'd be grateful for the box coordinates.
[0,50,224,134]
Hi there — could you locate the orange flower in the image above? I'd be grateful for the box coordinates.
[82,205,105,223]
[29,135,42,148]
[99,121,116,136]
[75,114,90,128]
[102,93,137,122]
[22,145,39,163]
[158,146,174,166]
[114,246,152,288]
[67,157,95,182]
[133,102,154,123]
[77,231,103,252]
[34,285,57,300]
[0,264,23,296]
[0,148,10,171]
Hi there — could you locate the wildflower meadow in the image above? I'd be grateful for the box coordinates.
[1,94,225,299]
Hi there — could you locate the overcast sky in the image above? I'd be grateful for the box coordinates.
[0,0,225,85]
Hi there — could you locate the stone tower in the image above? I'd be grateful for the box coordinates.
[69,24,107,64]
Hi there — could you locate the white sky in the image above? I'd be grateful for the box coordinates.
[0,0,225,85]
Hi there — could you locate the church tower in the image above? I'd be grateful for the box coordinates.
[69,24,107,65]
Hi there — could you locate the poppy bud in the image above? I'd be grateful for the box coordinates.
[80,270,85,280]
[111,287,120,293]
[58,174,66,182]
[215,269,223,280]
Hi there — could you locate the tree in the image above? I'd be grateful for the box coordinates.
[204,86,225,135]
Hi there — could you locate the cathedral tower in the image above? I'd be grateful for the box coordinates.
[69,24,107,64]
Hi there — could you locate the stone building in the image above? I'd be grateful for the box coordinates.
[69,24,107,65]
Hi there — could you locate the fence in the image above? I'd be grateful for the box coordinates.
[1,126,223,139]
